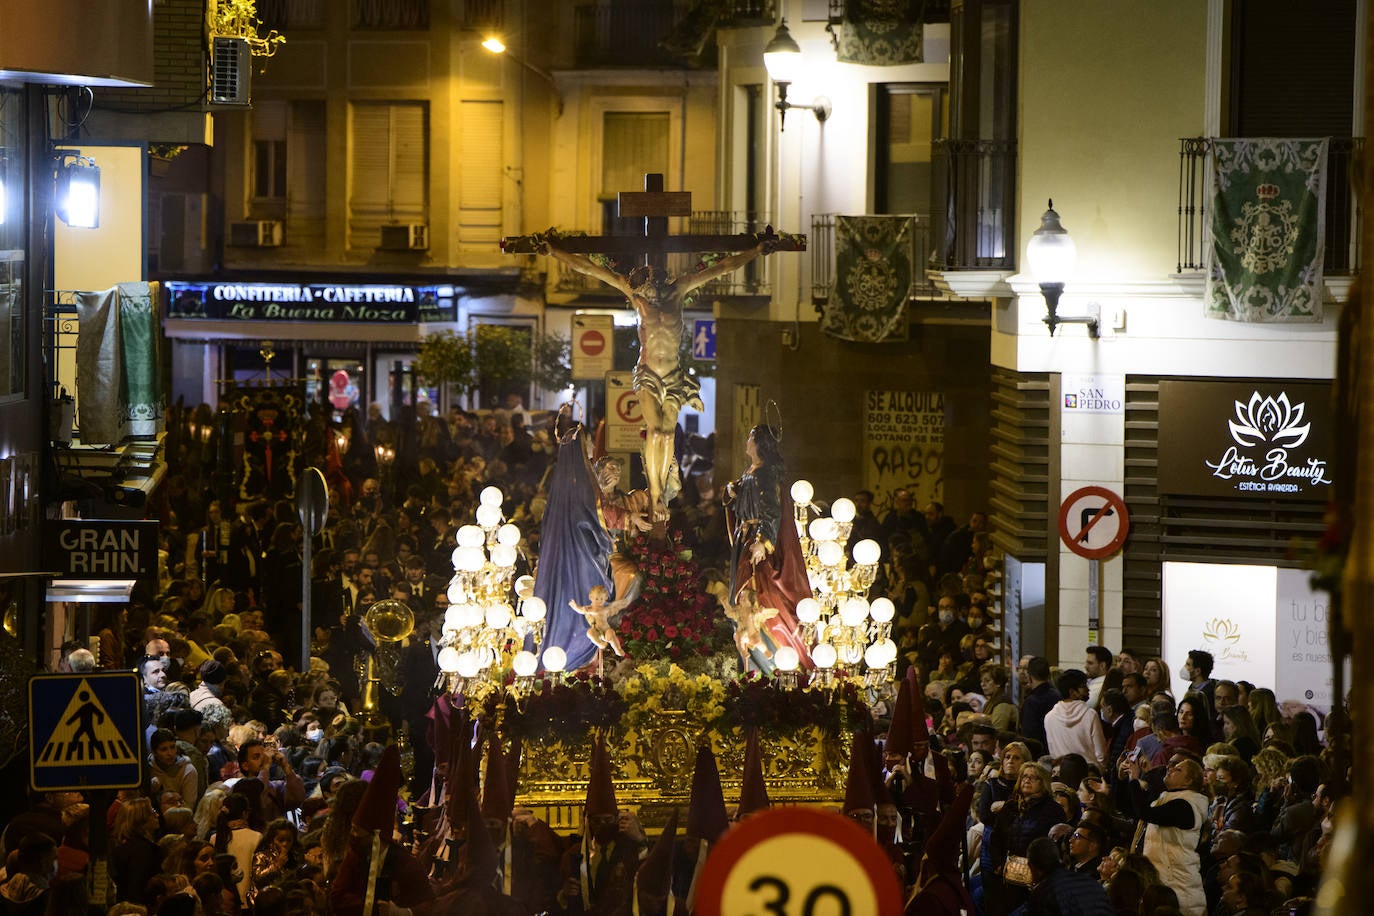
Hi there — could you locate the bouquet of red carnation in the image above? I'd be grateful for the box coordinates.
[616,530,733,663]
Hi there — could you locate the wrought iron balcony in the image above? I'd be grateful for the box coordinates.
[1177,136,1362,274]
[352,0,429,30]
[810,213,938,304]
[929,139,1017,271]
[573,2,702,68]
[257,0,327,30]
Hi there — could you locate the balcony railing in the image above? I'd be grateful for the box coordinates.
[1177,136,1363,274]
[352,0,429,30]
[462,0,504,31]
[258,0,326,30]
[719,0,776,27]
[574,2,692,67]
[929,139,1017,271]
[554,210,773,297]
[811,213,938,304]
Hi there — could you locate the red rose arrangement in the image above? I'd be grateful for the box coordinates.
[615,530,733,662]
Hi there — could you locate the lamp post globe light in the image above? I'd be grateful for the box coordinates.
[762,20,831,131]
[1026,200,1100,337]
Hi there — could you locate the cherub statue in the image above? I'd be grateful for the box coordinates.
[708,581,780,664]
[568,585,632,660]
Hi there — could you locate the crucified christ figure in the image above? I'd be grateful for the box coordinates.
[534,231,792,521]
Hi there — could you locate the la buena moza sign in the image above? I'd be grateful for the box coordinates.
[164,281,456,322]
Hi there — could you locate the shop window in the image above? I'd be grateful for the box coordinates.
[600,111,670,235]
[348,101,429,249]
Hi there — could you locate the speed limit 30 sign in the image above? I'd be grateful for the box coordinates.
[696,807,903,916]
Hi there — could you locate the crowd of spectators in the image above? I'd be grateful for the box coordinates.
[0,397,1344,915]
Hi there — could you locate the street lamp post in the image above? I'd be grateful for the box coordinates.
[762,20,831,132]
[1025,200,1099,337]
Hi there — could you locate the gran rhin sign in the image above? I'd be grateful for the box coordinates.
[1157,380,1334,501]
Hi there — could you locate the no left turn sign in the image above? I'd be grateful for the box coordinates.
[1058,486,1130,560]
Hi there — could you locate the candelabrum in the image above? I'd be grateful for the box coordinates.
[435,486,547,698]
[788,480,899,692]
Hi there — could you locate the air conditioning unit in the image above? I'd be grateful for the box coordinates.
[229,220,283,247]
[379,223,429,251]
[210,37,252,106]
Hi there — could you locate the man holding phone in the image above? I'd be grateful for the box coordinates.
[234,737,304,823]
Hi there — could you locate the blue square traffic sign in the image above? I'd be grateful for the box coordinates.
[691,318,717,361]
[29,672,143,791]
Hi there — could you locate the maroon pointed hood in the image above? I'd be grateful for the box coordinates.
[738,728,770,817]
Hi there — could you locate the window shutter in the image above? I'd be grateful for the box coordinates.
[350,102,392,246]
[253,101,288,141]
[287,101,327,244]
[390,101,428,221]
[601,112,670,195]
[459,99,503,256]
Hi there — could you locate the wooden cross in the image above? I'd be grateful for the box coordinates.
[501,172,805,524]
[500,172,806,265]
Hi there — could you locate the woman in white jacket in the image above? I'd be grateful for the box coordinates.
[1124,753,1209,916]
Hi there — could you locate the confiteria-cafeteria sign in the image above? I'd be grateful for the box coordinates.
[1157,380,1334,500]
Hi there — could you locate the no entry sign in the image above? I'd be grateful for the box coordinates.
[571,314,614,380]
[1058,486,1130,560]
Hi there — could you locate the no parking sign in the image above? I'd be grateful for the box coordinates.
[605,371,645,452]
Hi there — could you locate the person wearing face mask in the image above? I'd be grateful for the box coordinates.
[916,596,969,674]
[1210,756,1258,834]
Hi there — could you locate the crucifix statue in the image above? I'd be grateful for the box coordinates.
[502,173,805,521]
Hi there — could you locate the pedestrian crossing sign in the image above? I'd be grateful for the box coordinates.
[29,672,142,791]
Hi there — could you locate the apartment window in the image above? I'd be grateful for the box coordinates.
[600,111,670,235]
[948,0,1016,141]
[874,84,946,215]
[352,0,429,29]
[252,102,288,201]
[349,101,428,248]
[1229,0,1354,136]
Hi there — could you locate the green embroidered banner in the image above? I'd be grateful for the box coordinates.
[836,0,924,66]
[75,281,164,443]
[1206,138,1328,322]
[820,216,913,343]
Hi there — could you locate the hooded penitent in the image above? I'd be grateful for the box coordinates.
[917,782,975,887]
[886,674,914,761]
[686,745,729,845]
[353,744,403,839]
[634,808,679,916]
[843,731,878,823]
[586,734,618,820]
[738,728,770,817]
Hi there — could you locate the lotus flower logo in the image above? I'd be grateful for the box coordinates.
[1228,391,1310,449]
[1202,618,1241,644]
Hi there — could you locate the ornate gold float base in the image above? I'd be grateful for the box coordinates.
[515,712,850,832]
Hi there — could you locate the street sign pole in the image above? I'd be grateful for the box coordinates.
[1089,558,1100,645]
[296,467,329,673]
[1059,486,1131,649]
